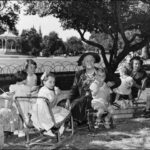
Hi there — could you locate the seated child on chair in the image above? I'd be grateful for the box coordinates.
[114,65,134,108]
[9,70,34,136]
[90,70,113,129]
[31,71,69,137]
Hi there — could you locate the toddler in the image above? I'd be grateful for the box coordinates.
[90,69,113,129]
[114,65,134,108]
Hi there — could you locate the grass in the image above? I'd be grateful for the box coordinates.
[2,89,150,150]
[3,110,150,150]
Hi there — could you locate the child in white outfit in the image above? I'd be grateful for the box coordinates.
[90,69,113,129]
[114,65,134,108]
[31,72,69,137]
[9,70,33,137]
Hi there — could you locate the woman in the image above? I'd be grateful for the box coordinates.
[129,56,147,99]
[67,52,121,126]
[129,56,149,117]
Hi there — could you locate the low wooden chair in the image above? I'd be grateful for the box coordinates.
[14,96,74,149]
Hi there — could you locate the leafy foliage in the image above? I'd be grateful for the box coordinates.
[22,0,150,72]
[0,1,20,33]
[65,36,85,56]
[19,28,42,56]
[41,31,65,56]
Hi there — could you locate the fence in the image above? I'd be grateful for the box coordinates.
[0,61,82,92]
[0,60,150,92]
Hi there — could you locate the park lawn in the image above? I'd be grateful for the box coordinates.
[3,88,150,150]
[3,117,150,150]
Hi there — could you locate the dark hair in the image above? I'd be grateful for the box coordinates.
[130,56,143,68]
[14,70,27,82]
[25,59,37,71]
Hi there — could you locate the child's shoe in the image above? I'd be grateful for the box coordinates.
[18,130,25,137]
[59,125,65,135]
[13,130,19,135]
[43,130,55,137]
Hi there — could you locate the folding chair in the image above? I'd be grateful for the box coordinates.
[14,96,74,149]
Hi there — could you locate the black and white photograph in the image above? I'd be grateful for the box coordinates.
[0,0,150,149]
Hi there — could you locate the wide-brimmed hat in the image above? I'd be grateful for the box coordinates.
[77,52,101,66]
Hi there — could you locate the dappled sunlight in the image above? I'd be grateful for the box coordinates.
[131,117,150,122]
[90,127,150,149]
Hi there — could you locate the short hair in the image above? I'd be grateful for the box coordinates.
[25,59,37,70]
[14,70,27,82]
[41,71,55,82]
[130,56,143,68]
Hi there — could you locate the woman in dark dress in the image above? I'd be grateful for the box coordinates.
[67,52,121,125]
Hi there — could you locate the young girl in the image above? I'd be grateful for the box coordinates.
[31,72,69,137]
[9,70,32,137]
[25,59,38,94]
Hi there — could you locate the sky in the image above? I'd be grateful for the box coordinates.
[16,13,90,41]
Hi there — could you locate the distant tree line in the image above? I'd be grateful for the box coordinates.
[13,27,85,57]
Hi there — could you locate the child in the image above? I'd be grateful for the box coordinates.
[31,72,69,137]
[9,70,32,137]
[90,69,113,129]
[114,65,134,108]
[0,91,17,134]
[25,59,38,94]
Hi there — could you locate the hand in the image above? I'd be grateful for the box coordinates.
[107,81,115,87]
[65,99,71,110]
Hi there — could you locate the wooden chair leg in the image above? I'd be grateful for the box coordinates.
[71,116,74,135]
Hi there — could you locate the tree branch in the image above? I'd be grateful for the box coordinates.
[113,37,148,71]
[115,1,129,44]
[77,28,110,68]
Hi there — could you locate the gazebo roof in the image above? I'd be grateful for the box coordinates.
[0,30,19,39]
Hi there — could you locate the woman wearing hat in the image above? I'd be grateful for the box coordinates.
[67,52,121,126]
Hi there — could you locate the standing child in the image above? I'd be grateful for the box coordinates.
[31,72,69,137]
[25,59,38,93]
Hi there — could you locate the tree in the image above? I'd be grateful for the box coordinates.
[65,36,85,56]
[42,31,65,56]
[22,0,150,73]
[19,28,42,56]
[0,1,20,33]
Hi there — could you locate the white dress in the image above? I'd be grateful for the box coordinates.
[9,84,31,118]
[114,75,133,95]
[31,86,69,131]
[91,82,111,112]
